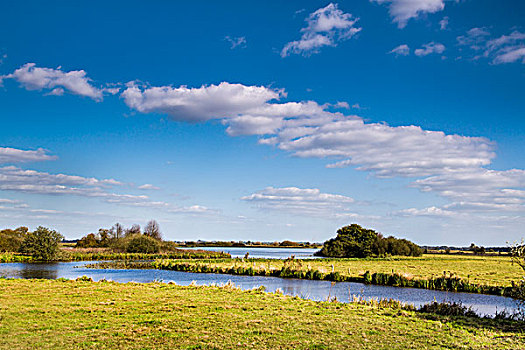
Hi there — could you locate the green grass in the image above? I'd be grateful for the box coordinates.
[162,254,523,287]
[0,249,230,263]
[0,278,523,349]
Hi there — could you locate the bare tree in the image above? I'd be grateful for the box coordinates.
[112,223,124,239]
[125,224,141,237]
[144,219,162,241]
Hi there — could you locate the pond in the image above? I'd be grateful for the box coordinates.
[184,246,320,259]
[0,261,520,317]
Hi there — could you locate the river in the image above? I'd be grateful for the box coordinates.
[0,260,520,317]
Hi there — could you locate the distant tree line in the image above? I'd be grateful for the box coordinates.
[181,240,317,248]
[315,224,422,258]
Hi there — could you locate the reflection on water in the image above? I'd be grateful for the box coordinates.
[19,263,59,280]
[2,262,59,280]
[0,261,520,317]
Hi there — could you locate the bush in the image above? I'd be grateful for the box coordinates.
[125,235,160,253]
[315,224,422,258]
[419,301,478,318]
[19,226,63,261]
[0,227,28,252]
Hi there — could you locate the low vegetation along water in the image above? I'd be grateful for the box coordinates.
[0,260,520,317]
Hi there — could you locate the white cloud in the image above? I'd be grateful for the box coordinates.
[121,78,525,220]
[281,3,361,57]
[414,42,445,56]
[439,16,448,30]
[2,63,104,100]
[124,81,495,179]
[457,29,525,64]
[493,47,525,64]
[0,147,57,164]
[397,206,458,218]
[389,44,410,56]
[121,81,283,123]
[398,168,525,218]
[224,36,247,49]
[0,156,215,215]
[241,186,358,218]
[372,0,445,28]
[138,184,160,190]
[456,27,490,49]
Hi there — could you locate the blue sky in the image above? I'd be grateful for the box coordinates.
[0,0,524,245]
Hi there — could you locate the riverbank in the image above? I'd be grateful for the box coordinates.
[151,254,522,287]
[0,278,523,349]
[90,254,523,298]
[0,249,230,263]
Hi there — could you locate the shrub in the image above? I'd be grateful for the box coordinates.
[19,226,63,261]
[125,235,160,253]
[0,227,28,252]
[419,301,478,318]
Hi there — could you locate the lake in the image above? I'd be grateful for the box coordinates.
[0,260,520,317]
[184,246,320,259]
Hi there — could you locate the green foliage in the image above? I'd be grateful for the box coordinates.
[316,224,422,258]
[0,227,28,252]
[124,234,161,253]
[18,226,63,261]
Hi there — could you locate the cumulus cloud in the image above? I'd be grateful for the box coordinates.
[224,36,247,49]
[281,3,361,57]
[372,0,445,28]
[389,44,410,56]
[2,63,104,100]
[457,29,525,64]
[120,77,525,220]
[123,81,496,179]
[121,81,284,123]
[414,42,445,56]
[241,186,358,218]
[0,147,57,164]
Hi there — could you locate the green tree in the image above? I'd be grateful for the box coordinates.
[315,224,422,258]
[316,224,378,258]
[19,226,63,261]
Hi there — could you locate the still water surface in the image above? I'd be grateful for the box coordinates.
[184,247,319,259]
[0,260,520,317]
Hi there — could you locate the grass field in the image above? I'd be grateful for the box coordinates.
[0,278,523,349]
[161,254,523,287]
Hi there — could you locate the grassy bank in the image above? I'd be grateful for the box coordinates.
[0,249,230,263]
[154,254,522,287]
[0,278,523,349]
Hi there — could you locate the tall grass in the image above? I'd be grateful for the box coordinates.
[150,259,524,299]
[0,249,230,263]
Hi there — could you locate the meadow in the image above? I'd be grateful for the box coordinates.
[157,254,522,287]
[0,278,523,349]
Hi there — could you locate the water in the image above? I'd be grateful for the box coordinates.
[184,246,319,259]
[0,261,520,317]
